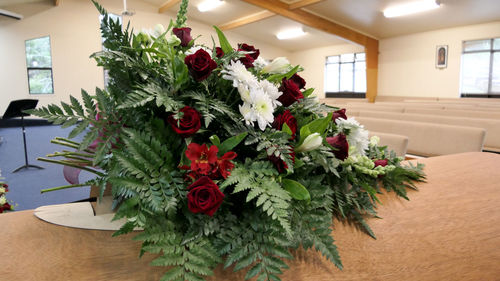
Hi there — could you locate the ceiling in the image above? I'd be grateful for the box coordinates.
[2,0,500,51]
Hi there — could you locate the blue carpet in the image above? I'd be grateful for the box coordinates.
[0,124,93,211]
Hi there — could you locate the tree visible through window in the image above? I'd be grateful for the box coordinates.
[460,38,500,98]
[325,53,366,98]
[25,36,53,94]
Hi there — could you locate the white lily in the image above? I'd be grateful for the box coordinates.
[296,133,323,152]
[262,57,291,74]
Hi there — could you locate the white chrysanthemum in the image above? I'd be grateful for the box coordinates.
[237,84,252,103]
[152,24,165,38]
[0,195,6,205]
[185,45,211,55]
[259,80,282,109]
[222,60,259,88]
[250,88,275,131]
[337,117,370,156]
[239,103,254,126]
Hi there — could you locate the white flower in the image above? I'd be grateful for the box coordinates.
[262,57,291,74]
[222,60,259,89]
[250,88,275,131]
[166,35,181,46]
[152,24,166,37]
[370,136,380,146]
[259,80,282,109]
[239,103,254,126]
[185,45,211,55]
[296,133,323,152]
[0,187,5,194]
[0,195,6,205]
[253,57,268,70]
[237,84,252,103]
[337,117,370,156]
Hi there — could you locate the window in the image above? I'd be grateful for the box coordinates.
[325,53,366,98]
[25,36,54,94]
[460,38,500,98]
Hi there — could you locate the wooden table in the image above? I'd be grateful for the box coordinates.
[2,152,500,281]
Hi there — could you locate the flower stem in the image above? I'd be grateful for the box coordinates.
[41,183,89,193]
[37,158,105,177]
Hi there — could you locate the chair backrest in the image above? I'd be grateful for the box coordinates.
[368,131,408,157]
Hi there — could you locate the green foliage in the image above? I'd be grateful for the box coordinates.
[221,160,292,236]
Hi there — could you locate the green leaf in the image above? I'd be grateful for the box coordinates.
[209,135,221,147]
[244,263,262,280]
[174,56,189,89]
[68,120,90,139]
[213,26,233,54]
[219,132,247,155]
[281,123,292,136]
[302,88,315,98]
[298,112,333,146]
[282,179,310,201]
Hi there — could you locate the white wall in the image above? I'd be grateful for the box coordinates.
[288,43,364,99]
[378,21,500,99]
[0,0,291,114]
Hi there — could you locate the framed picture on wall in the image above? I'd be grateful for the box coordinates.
[436,45,448,68]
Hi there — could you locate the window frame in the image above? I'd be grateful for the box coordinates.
[25,35,54,95]
[324,52,366,98]
[460,37,500,98]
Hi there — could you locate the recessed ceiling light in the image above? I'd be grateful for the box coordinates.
[198,0,224,12]
[276,28,306,40]
[383,0,440,18]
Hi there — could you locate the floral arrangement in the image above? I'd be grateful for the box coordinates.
[0,170,14,213]
[31,1,425,280]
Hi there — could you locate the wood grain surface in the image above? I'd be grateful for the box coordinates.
[2,152,500,281]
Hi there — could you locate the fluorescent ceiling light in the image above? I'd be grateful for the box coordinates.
[198,0,224,12]
[276,28,306,40]
[383,0,440,18]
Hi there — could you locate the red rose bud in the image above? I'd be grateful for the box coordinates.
[184,49,217,81]
[187,176,225,216]
[185,143,219,176]
[237,43,260,68]
[278,77,304,107]
[272,110,297,140]
[374,159,388,167]
[268,148,295,174]
[172,27,192,47]
[326,134,349,160]
[332,108,347,124]
[167,106,201,138]
[215,47,224,58]
[290,73,306,89]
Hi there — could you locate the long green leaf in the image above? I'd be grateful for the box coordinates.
[213,26,233,54]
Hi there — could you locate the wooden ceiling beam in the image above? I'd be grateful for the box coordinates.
[158,0,181,14]
[288,0,324,10]
[219,10,275,31]
[54,0,60,6]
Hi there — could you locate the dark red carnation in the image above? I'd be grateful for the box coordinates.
[185,49,217,81]
[167,106,201,138]
[185,143,218,176]
[332,108,347,124]
[278,77,304,107]
[374,159,388,167]
[187,176,225,216]
[268,147,295,174]
[237,43,260,68]
[1,202,12,213]
[326,134,349,160]
[290,73,306,89]
[272,110,297,140]
[172,27,192,47]
[215,47,224,58]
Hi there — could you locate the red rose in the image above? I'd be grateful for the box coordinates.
[172,27,192,47]
[215,47,224,58]
[187,176,224,216]
[238,43,260,68]
[185,49,217,82]
[290,74,306,89]
[326,134,349,160]
[374,159,388,167]
[272,110,297,140]
[278,77,304,107]
[167,106,201,138]
[1,202,12,213]
[268,147,295,173]
[332,108,347,124]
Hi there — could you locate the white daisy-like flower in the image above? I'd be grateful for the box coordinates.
[237,84,252,103]
[239,102,255,126]
[152,24,166,38]
[0,196,6,205]
[259,80,282,109]
[185,45,211,55]
[336,117,370,156]
[221,60,259,89]
[253,57,269,70]
[249,88,275,131]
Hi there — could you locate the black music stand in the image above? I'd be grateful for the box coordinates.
[2,99,44,173]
